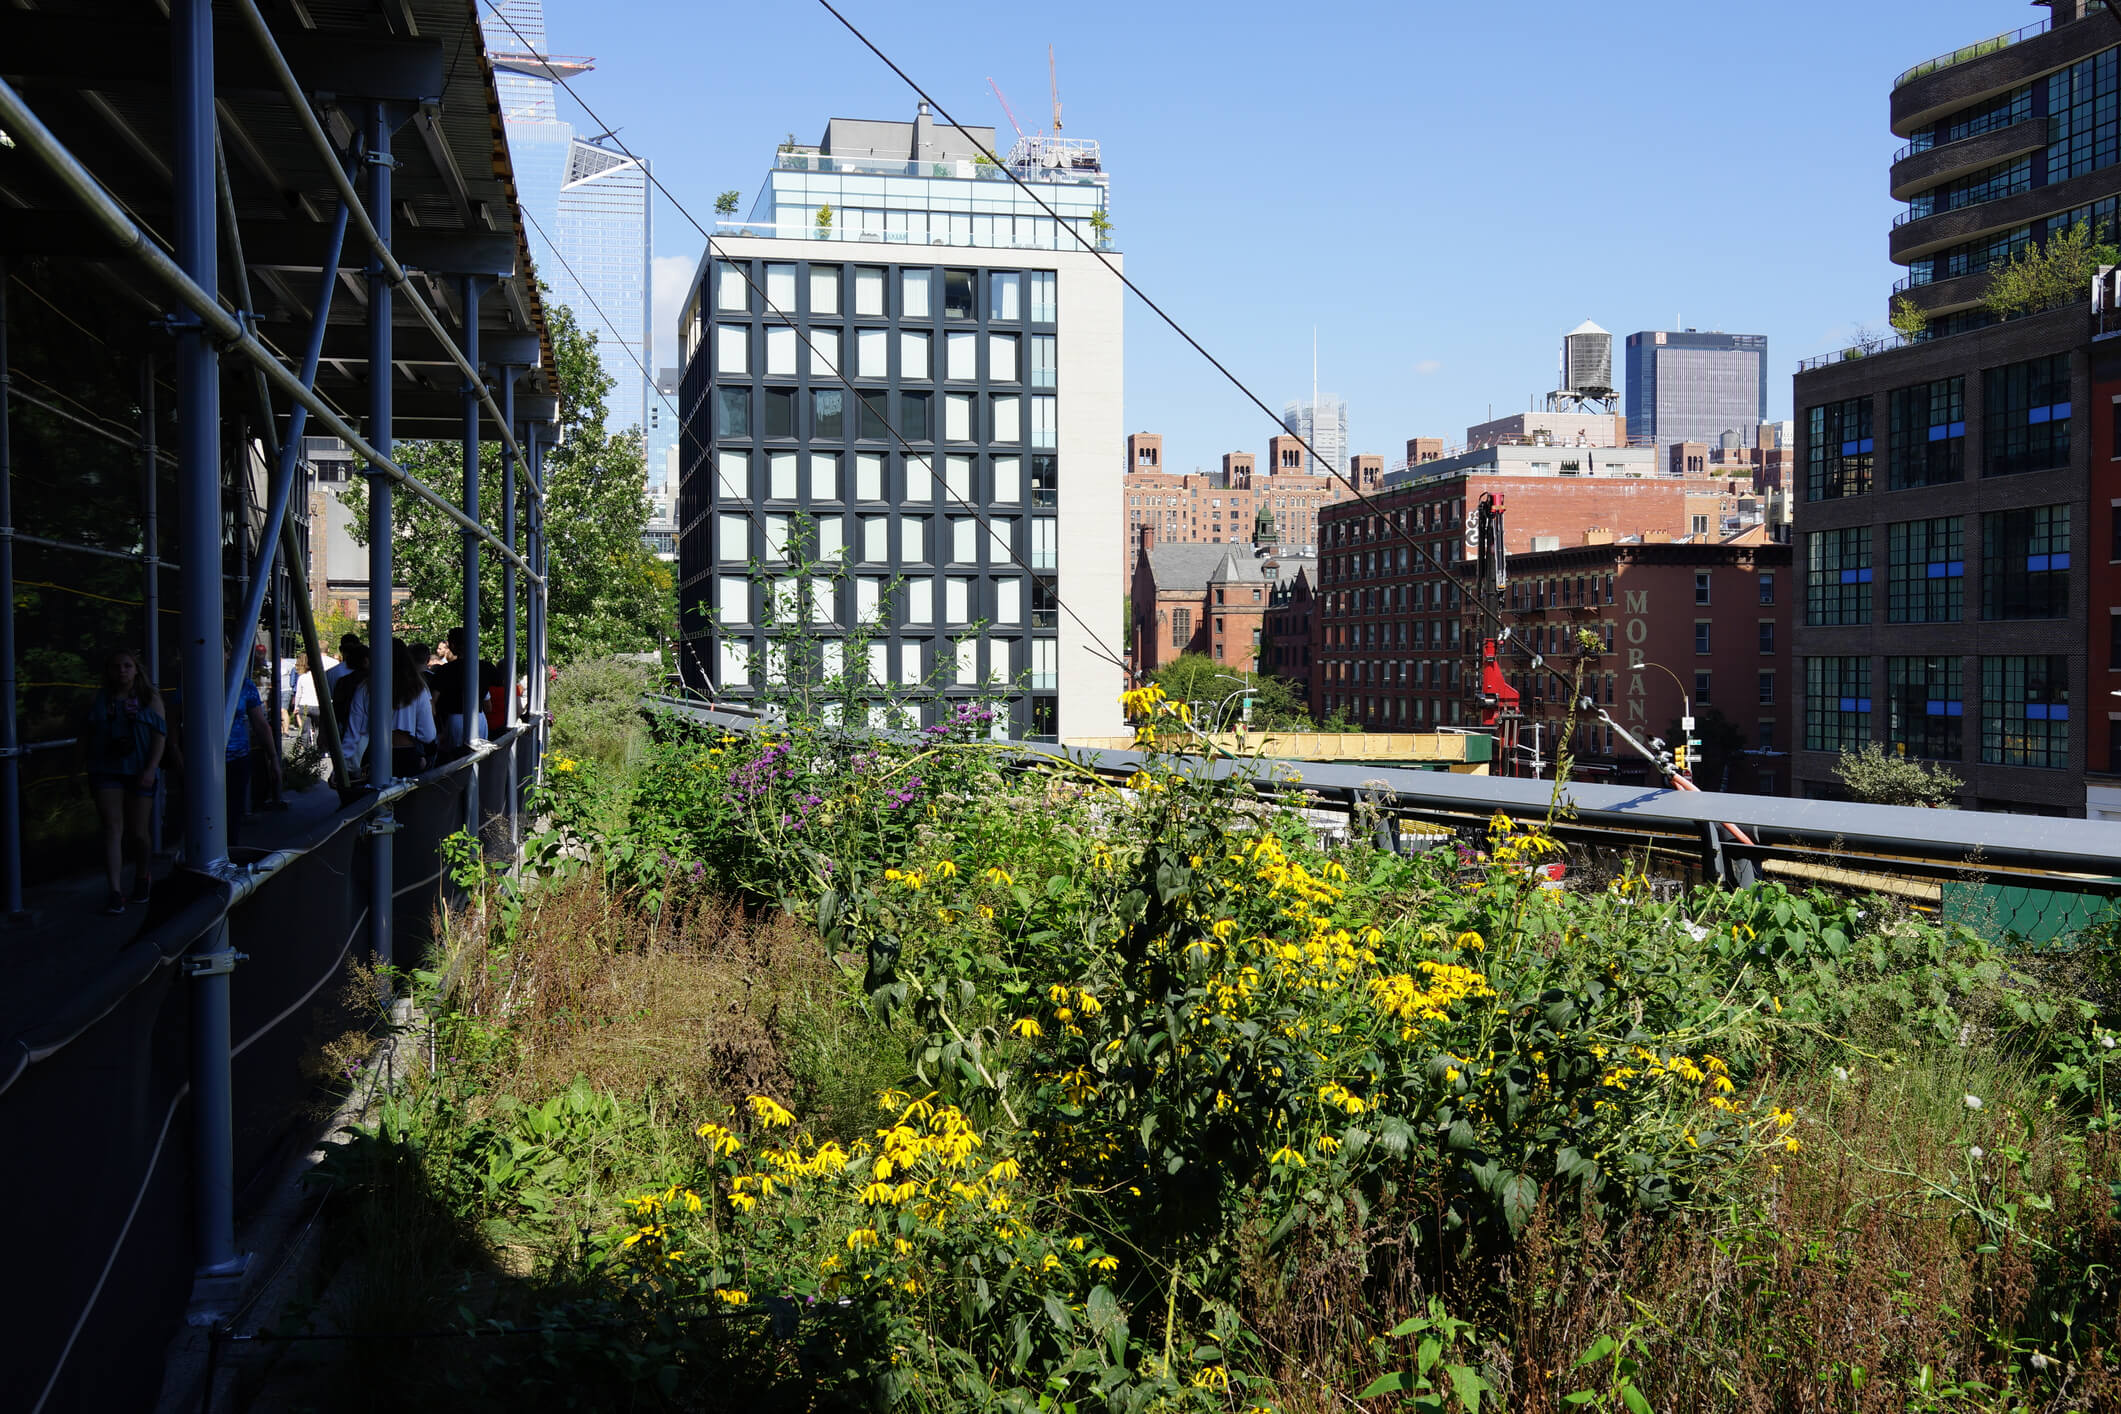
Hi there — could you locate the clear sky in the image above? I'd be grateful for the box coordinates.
[539,0,2034,471]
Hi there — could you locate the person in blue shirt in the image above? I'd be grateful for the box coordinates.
[166,638,283,852]
[85,648,166,914]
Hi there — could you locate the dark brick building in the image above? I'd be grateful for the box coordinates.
[1792,0,2121,815]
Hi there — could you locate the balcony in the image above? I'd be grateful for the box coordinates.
[1892,5,2111,134]
[1889,117,2046,201]
[1892,16,2053,92]
[715,219,1113,254]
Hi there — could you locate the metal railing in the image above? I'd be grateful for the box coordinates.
[1892,16,2054,91]
[772,150,1106,187]
[1891,112,2042,163]
[713,219,1113,253]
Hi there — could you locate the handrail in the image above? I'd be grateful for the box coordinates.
[0,76,546,586]
[1892,16,2053,91]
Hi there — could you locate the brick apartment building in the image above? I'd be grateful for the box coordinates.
[1122,432,1373,577]
[1312,451,1767,732]
[1491,531,1792,791]
[1265,563,1320,696]
[1792,0,2121,815]
[1129,522,1312,678]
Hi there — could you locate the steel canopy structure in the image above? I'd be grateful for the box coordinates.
[0,0,562,1404]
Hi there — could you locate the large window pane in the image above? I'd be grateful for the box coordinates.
[906,455,933,502]
[716,513,748,561]
[718,577,749,624]
[988,518,1015,566]
[996,577,1022,624]
[715,261,748,311]
[810,453,840,501]
[1805,397,1872,501]
[1888,656,1963,761]
[900,391,930,441]
[856,328,888,378]
[1804,657,1871,752]
[946,455,973,502]
[906,578,933,624]
[1028,334,1057,387]
[766,326,796,376]
[902,268,931,318]
[945,393,974,441]
[855,267,886,316]
[902,517,927,563]
[768,452,798,500]
[991,271,1021,321]
[1981,655,2070,766]
[944,269,975,318]
[715,325,748,375]
[815,514,843,560]
[946,577,971,622]
[1984,355,2071,476]
[809,265,840,315]
[716,390,750,441]
[813,389,844,440]
[809,327,840,376]
[861,514,889,563]
[990,334,1018,383]
[1030,395,1058,449]
[900,330,931,380]
[950,517,976,564]
[1886,378,1964,490]
[1886,517,1963,623]
[855,452,884,501]
[859,392,889,439]
[993,394,1022,442]
[1806,528,1872,625]
[947,331,978,380]
[1029,271,1056,322]
[716,449,749,498]
[765,263,797,310]
[1983,505,2072,618]
[763,388,795,438]
[993,455,1022,502]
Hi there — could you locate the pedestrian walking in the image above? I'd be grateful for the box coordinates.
[345,637,437,779]
[85,648,166,915]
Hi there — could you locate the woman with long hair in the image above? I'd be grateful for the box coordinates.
[85,648,166,914]
[345,636,436,779]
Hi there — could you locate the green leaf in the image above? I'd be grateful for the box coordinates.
[1621,1383,1652,1414]
[1043,1294,1075,1335]
[1357,1373,1408,1398]
[1574,1334,1619,1369]
[1449,1364,1490,1414]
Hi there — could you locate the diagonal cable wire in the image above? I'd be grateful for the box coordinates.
[478,0,1137,691]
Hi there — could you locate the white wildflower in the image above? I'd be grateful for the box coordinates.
[1964,1094,1983,1111]
[1968,1146,1984,1161]
[1833,1066,1849,1084]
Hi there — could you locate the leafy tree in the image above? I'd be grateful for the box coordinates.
[1834,742,1962,808]
[714,190,741,215]
[1983,221,2118,320]
[1890,294,1929,340]
[1148,653,1312,730]
[340,300,669,664]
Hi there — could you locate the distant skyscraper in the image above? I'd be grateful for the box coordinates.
[646,366,682,492]
[1282,395,1348,475]
[480,0,651,438]
[1624,330,1768,446]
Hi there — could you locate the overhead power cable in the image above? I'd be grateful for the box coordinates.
[478,0,1135,693]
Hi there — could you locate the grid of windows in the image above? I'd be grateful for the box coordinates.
[1984,355,2070,477]
[1887,656,1963,761]
[1981,505,2072,620]
[691,257,1062,734]
[1807,398,1872,501]
[1806,527,1873,625]
[1805,657,1872,753]
[1908,156,2030,219]
[1887,378,1964,490]
[2046,47,2120,183]
[1912,84,2033,154]
[1909,225,2031,288]
[1981,656,2070,768]
[1886,517,1964,623]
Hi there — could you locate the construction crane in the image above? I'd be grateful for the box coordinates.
[1049,45,1064,132]
[987,79,1025,142]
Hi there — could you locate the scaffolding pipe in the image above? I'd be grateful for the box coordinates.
[221,198,349,739]
[142,357,163,855]
[365,103,396,973]
[459,275,482,837]
[173,0,243,1286]
[229,0,532,471]
[0,255,20,922]
[501,370,518,859]
[0,76,543,584]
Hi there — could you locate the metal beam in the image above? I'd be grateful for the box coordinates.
[366,101,397,976]
[252,322,538,367]
[0,255,20,922]
[0,212,516,277]
[0,15,445,104]
[459,274,481,833]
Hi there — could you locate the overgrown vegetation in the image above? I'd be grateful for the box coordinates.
[278,657,2121,1412]
[1835,740,1964,808]
[1983,221,2118,322]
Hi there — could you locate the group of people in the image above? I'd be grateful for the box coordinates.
[83,626,505,917]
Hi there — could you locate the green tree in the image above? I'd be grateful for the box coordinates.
[340,300,669,664]
[1889,294,1929,340]
[714,190,741,215]
[1983,221,2118,320]
[1148,653,1312,730]
[1833,741,1962,808]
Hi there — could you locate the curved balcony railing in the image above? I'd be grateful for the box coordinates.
[1892,16,2052,90]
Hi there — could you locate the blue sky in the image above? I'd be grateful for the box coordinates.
[542,0,2032,470]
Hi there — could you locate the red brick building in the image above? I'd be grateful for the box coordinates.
[1492,531,1792,790]
[2088,347,2121,819]
[1265,562,1319,697]
[1130,525,1311,678]
[1311,461,1766,742]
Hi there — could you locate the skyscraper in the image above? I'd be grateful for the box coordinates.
[677,106,1123,741]
[480,0,651,437]
[1624,330,1768,446]
[1282,395,1348,475]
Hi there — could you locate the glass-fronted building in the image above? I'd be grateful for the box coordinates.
[1283,396,1349,476]
[1624,330,1769,446]
[676,108,1124,741]
[480,0,651,437]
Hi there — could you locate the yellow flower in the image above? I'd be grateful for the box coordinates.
[1090,1254,1120,1275]
[933,859,959,879]
[747,1095,797,1128]
[695,1122,743,1157]
[1010,1017,1044,1039]
[978,905,996,921]
[846,1228,880,1251]
[1454,930,1485,952]
[1192,1365,1231,1391]
[1783,1135,1802,1152]
[1268,1145,1308,1169]
[983,866,1013,886]
[716,1288,749,1306]
[987,1157,1023,1182]
[554,758,577,773]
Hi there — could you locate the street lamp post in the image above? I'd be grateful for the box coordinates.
[1213,670,1256,736]
[1635,659,1697,775]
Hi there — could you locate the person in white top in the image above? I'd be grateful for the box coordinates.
[344,637,437,778]
[292,652,335,745]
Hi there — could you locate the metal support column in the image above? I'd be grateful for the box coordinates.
[525,423,546,770]
[141,359,162,856]
[0,254,21,923]
[174,0,244,1290]
[365,103,397,971]
[500,371,518,859]
[458,276,481,838]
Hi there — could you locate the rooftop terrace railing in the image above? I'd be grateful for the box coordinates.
[1892,15,2055,91]
[772,150,1107,186]
[713,220,1114,253]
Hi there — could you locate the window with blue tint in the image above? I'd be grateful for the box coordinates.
[1887,517,1964,623]
[1907,156,2029,220]
[1807,398,1873,501]
[1981,655,2070,767]
[1985,354,2071,476]
[1806,527,1873,625]
[1908,225,2031,288]
[1805,657,1871,752]
[1887,378,1964,489]
[716,386,750,439]
[1983,505,2072,619]
[2047,47,2119,182]
[1888,656,1963,761]
[1913,84,2033,154]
